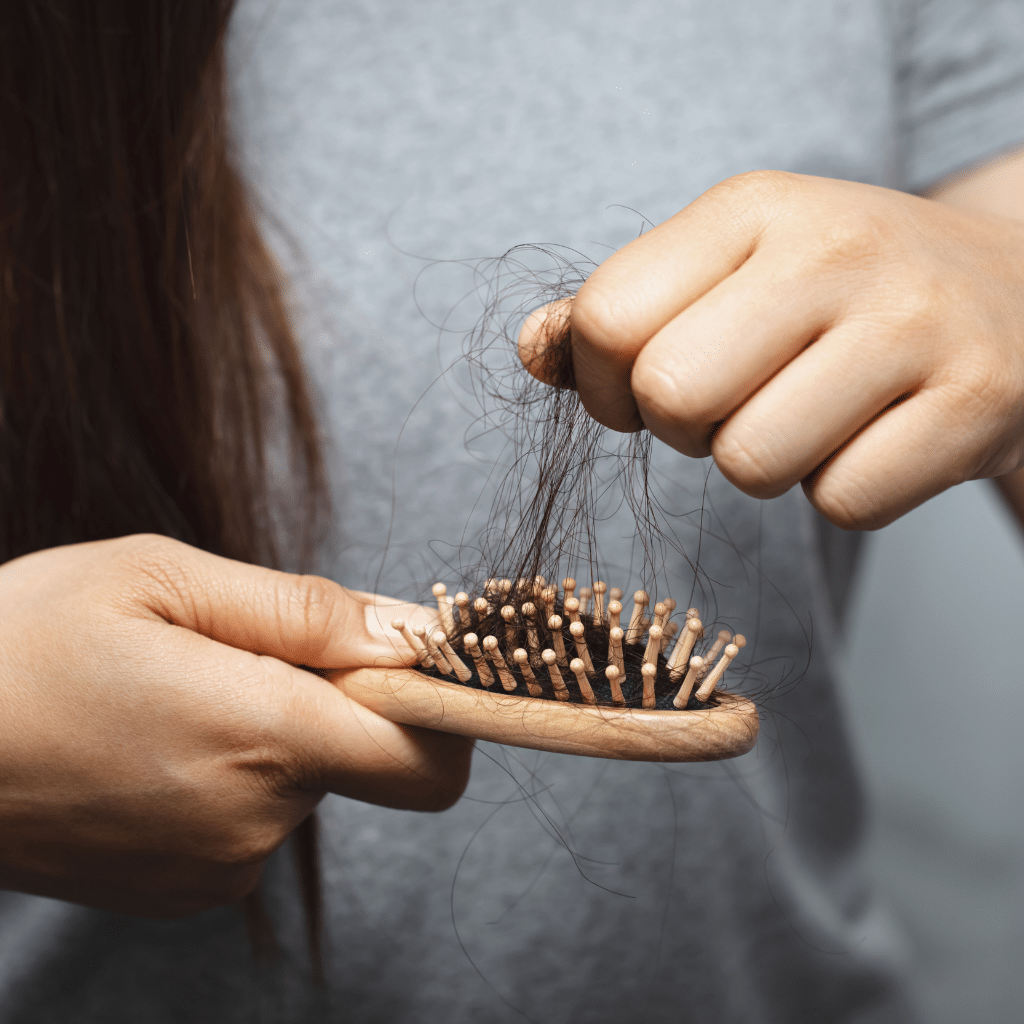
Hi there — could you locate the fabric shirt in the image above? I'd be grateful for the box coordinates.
[2,1,1023,1021]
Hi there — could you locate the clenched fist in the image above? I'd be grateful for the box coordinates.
[521,165,1024,530]
[0,535,472,916]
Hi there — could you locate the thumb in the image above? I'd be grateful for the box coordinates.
[118,534,410,670]
[262,658,474,811]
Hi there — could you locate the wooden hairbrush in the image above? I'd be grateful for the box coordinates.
[344,576,758,762]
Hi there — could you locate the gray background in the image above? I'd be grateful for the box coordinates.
[840,481,1024,1023]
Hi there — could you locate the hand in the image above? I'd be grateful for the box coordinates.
[0,535,472,916]
[520,171,1024,529]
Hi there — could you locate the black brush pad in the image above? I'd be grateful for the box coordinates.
[415,600,715,712]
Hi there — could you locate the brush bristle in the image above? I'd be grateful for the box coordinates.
[410,577,745,711]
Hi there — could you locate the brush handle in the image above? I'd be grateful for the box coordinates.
[332,666,758,762]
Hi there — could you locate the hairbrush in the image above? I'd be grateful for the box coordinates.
[346,575,758,762]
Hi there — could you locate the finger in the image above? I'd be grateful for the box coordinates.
[802,382,1003,530]
[707,317,923,498]
[568,173,774,431]
[266,660,474,812]
[116,622,468,819]
[120,536,409,670]
[518,298,574,386]
[629,246,849,457]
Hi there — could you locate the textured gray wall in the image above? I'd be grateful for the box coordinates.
[839,480,1024,1022]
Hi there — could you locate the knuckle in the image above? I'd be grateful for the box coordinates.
[226,696,320,795]
[114,535,198,615]
[283,574,348,660]
[713,168,799,203]
[571,278,635,354]
[881,268,946,337]
[807,467,884,531]
[940,356,1006,415]
[630,361,711,457]
[712,428,787,498]
[821,215,884,266]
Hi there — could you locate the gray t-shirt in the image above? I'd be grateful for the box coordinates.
[3,2,1023,1022]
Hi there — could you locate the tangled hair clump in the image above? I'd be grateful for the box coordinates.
[455,244,669,597]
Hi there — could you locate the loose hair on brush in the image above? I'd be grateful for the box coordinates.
[354,244,771,763]
[0,0,326,970]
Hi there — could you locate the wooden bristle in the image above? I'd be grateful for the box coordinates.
[673,655,704,709]
[392,618,433,668]
[463,633,494,687]
[609,625,625,675]
[704,629,732,672]
[521,601,541,660]
[483,635,517,691]
[513,648,544,697]
[432,582,456,635]
[412,624,440,671]
[607,599,622,630]
[641,662,657,709]
[569,620,596,676]
[547,614,569,666]
[643,624,663,667]
[500,604,517,649]
[605,664,625,705]
[570,658,597,704]
[414,578,744,713]
[651,602,669,632]
[667,617,702,680]
[626,590,649,644]
[436,631,473,683]
[696,641,740,701]
[423,629,452,675]
[542,649,570,701]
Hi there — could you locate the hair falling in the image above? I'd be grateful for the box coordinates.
[427,243,765,707]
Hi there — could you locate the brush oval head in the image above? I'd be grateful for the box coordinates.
[351,581,759,763]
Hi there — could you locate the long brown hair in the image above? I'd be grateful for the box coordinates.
[0,0,327,969]
[0,0,326,567]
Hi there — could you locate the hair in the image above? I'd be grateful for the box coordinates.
[0,0,327,970]
[401,241,792,710]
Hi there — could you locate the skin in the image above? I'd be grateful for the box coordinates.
[0,534,472,916]
[4,153,1021,919]
[520,147,1024,532]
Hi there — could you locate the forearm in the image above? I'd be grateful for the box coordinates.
[925,146,1024,533]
